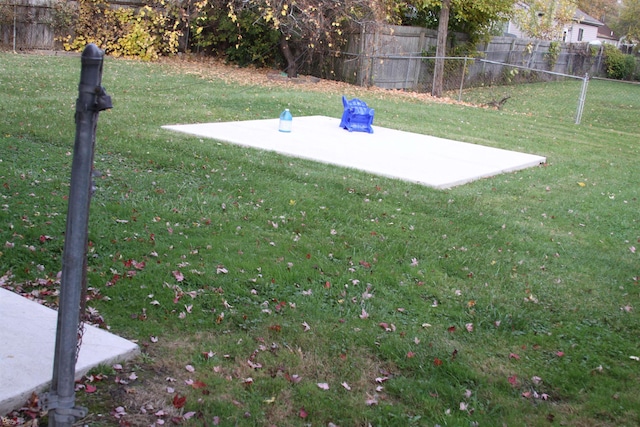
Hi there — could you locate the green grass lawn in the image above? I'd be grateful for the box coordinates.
[1,52,639,426]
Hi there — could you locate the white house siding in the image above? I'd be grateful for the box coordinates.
[506,7,603,44]
[564,23,599,43]
[505,21,526,39]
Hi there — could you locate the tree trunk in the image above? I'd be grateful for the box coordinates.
[280,35,297,78]
[432,0,450,98]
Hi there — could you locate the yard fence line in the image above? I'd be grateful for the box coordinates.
[338,52,591,124]
[3,6,637,128]
[337,26,623,87]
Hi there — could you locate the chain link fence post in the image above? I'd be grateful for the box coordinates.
[41,43,112,427]
[575,73,589,125]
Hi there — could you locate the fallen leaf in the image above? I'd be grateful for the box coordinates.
[509,353,520,360]
[172,394,187,409]
[508,375,518,386]
[285,373,302,383]
[342,382,351,391]
[434,358,443,366]
[85,384,97,393]
[186,365,195,373]
[359,308,369,319]
[317,382,330,390]
[191,380,207,389]
[365,395,378,406]
[247,360,262,369]
[302,321,311,332]
[299,407,308,419]
[172,270,184,282]
[112,406,127,419]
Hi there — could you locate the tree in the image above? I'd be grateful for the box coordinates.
[407,0,515,97]
[512,0,576,40]
[193,0,397,78]
[575,0,619,23]
[615,0,640,45]
[432,0,450,97]
[404,0,516,43]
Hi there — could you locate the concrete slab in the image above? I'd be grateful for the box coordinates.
[163,116,546,189]
[0,288,139,415]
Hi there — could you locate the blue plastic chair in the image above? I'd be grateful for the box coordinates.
[340,96,374,133]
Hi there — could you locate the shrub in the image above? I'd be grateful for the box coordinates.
[59,0,183,61]
[603,44,635,80]
[191,3,281,67]
[546,41,561,69]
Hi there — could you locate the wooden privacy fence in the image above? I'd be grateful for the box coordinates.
[0,0,147,51]
[0,0,56,50]
[338,25,607,92]
[1,10,610,91]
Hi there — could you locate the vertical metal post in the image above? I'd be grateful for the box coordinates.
[575,73,589,125]
[458,57,468,102]
[13,3,17,52]
[44,44,111,427]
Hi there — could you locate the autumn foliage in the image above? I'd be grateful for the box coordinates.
[57,0,184,60]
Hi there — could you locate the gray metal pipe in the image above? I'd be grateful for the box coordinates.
[44,43,111,427]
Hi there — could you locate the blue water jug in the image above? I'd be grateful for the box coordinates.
[279,109,292,132]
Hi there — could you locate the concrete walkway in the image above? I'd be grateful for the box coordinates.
[0,288,139,415]
[163,116,546,190]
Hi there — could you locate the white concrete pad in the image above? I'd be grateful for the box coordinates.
[163,116,546,189]
[0,288,139,415]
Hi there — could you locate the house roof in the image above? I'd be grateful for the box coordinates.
[597,24,619,41]
[573,9,603,27]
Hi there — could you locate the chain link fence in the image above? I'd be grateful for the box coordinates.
[351,53,639,128]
